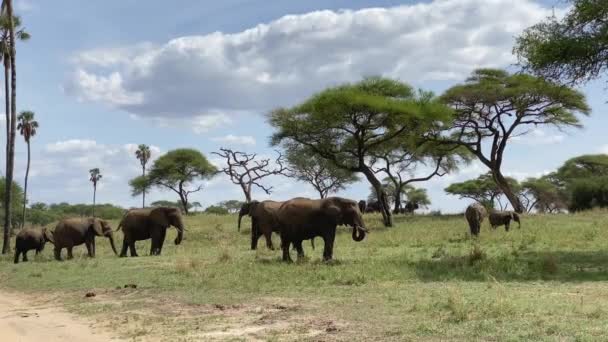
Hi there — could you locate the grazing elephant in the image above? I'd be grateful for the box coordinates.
[404,202,419,214]
[53,218,118,261]
[358,200,367,214]
[238,200,283,250]
[276,197,367,262]
[489,210,521,232]
[465,203,488,236]
[14,227,54,264]
[117,207,184,257]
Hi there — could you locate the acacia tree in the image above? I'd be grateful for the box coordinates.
[445,172,519,210]
[370,142,465,213]
[270,77,452,227]
[17,110,37,226]
[89,168,102,216]
[521,176,567,213]
[403,186,431,213]
[135,144,151,208]
[212,148,289,203]
[286,145,358,198]
[515,0,608,88]
[1,0,27,253]
[436,69,589,213]
[130,149,216,214]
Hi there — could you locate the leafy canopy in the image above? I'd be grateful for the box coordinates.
[444,172,519,209]
[515,0,608,87]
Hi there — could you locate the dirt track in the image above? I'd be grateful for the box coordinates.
[0,290,121,341]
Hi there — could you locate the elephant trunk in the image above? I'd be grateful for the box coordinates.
[352,226,367,242]
[107,233,118,255]
[174,225,184,245]
[238,211,245,232]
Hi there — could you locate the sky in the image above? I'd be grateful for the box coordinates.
[2,0,607,213]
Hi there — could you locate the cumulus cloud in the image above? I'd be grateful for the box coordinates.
[211,134,256,146]
[600,144,608,155]
[65,0,554,120]
[511,129,565,145]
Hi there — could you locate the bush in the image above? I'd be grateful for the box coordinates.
[204,205,229,215]
[569,177,608,212]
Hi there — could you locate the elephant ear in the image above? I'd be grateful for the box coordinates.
[43,227,55,244]
[248,201,259,215]
[150,207,171,227]
[323,204,343,225]
[89,218,104,236]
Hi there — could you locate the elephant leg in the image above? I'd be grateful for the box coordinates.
[120,239,129,257]
[323,234,335,261]
[85,241,93,258]
[294,241,304,259]
[23,251,28,262]
[67,247,74,260]
[158,229,167,255]
[505,222,510,232]
[92,238,96,257]
[150,230,161,255]
[282,240,292,263]
[54,248,62,261]
[13,249,20,264]
[129,242,138,257]
[264,231,274,251]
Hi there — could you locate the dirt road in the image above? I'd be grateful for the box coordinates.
[0,289,121,341]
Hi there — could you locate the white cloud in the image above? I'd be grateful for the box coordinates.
[211,134,256,146]
[65,0,554,119]
[46,139,100,153]
[512,129,565,145]
[600,144,608,155]
[15,0,36,12]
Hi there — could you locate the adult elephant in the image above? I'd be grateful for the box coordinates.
[489,210,521,231]
[238,200,283,250]
[276,197,367,262]
[358,200,367,214]
[14,227,54,264]
[117,207,185,257]
[465,203,488,236]
[53,218,118,261]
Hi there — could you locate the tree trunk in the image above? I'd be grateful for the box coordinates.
[493,170,524,213]
[3,1,16,254]
[362,167,392,227]
[92,185,96,217]
[21,140,30,228]
[393,188,402,214]
[2,59,8,252]
[141,166,146,208]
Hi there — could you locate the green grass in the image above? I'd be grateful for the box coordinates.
[1,210,608,341]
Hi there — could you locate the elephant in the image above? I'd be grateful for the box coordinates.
[365,201,381,213]
[116,207,185,257]
[404,202,419,214]
[465,203,488,236]
[53,218,118,261]
[276,197,368,262]
[14,227,54,264]
[489,210,521,231]
[358,200,367,214]
[238,200,283,250]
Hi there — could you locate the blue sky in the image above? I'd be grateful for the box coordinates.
[4,0,607,213]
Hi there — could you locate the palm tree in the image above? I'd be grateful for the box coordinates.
[1,1,28,254]
[135,144,151,208]
[89,168,102,217]
[17,110,37,227]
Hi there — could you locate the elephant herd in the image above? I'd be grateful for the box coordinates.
[465,203,521,236]
[238,197,367,262]
[11,196,513,265]
[13,207,185,264]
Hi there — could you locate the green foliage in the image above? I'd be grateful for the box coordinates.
[445,173,519,209]
[286,145,358,198]
[515,0,608,86]
[557,154,608,180]
[0,177,24,227]
[218,200,244,214]
[405,187,431,207]
[521,176,568,213]
[130,149,217,214]
[204,205,230,215]
[25,202,125,226]
[568,177,608,212]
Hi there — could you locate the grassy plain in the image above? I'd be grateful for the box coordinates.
[0,210,608,341]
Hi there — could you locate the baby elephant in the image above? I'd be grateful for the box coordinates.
[465,203,488,236]
[489,210,521,231]
[14,227,54,264]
